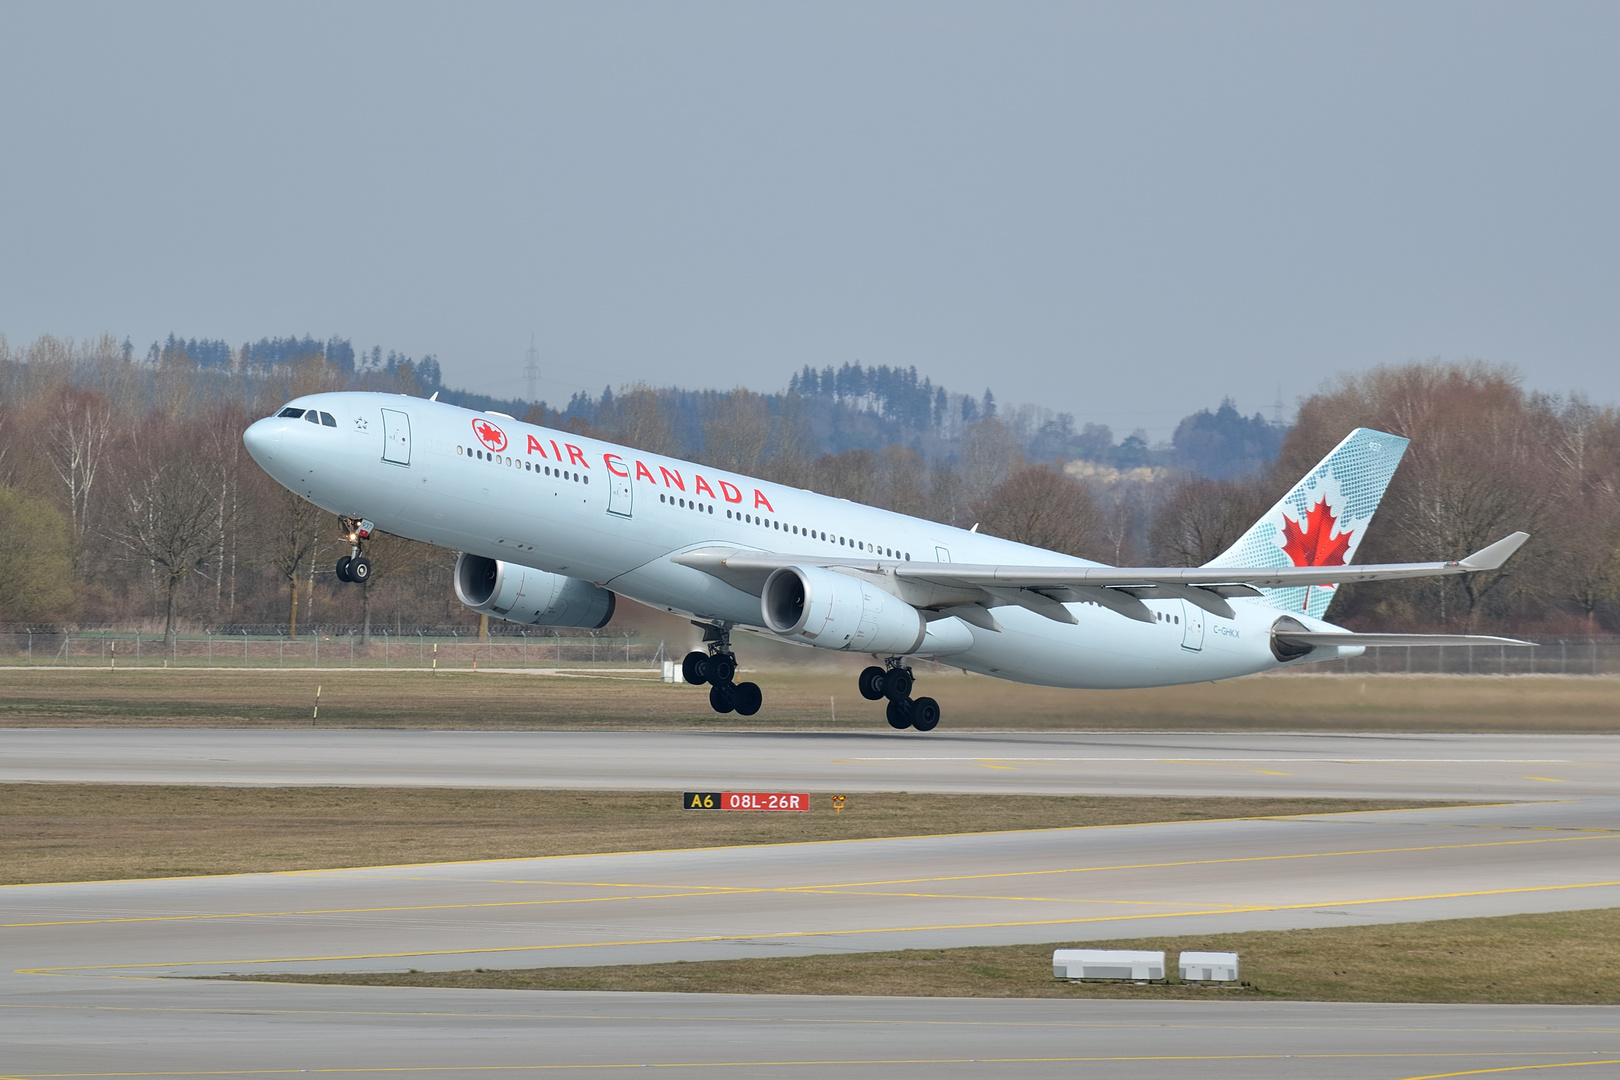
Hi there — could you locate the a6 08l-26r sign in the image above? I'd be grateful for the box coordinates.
[684,792,809,811]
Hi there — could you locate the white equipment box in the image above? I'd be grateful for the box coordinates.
[1052,949,1165,981]
[1178,951,1240,982]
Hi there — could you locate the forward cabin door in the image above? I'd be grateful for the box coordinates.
[608,469,633,517]
[381,408,411,466]
[1180,600,1206,651]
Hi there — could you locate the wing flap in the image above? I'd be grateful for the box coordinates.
[1272,631,1535,648]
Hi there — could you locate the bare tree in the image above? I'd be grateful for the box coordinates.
[266,488,324,637]
[977,464,1105,558]
[1148,476,1273,566]
[109,427,220,648]
[703,388,771,475]
[46,387,116,571]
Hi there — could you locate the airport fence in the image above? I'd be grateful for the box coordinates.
[0,625,673,670]
[1288,635,1620,676]
[1,626,1616,675]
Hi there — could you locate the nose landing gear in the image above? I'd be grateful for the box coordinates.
[333,518,375,584]
[859,660,940,732]
[682,625,762,717]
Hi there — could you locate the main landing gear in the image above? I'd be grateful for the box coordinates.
[333,517,375,584]
[682,626,762,717]
[860,659,941,732]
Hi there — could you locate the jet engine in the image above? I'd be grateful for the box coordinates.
[453,553,616,628]
[761,565,926,654]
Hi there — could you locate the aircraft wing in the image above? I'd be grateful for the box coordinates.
[671,532,1530,625]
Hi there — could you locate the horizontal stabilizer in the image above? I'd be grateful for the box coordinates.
[1272,631,1535,649]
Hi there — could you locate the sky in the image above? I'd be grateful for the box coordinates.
[1,1,1616,439]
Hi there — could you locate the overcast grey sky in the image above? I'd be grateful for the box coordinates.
[2,1,1615,438]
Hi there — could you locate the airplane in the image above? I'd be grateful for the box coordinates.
[243,392,1530,731]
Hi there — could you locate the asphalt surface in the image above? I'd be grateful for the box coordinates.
[6,727,1618,799]
[5,727,1620,1078]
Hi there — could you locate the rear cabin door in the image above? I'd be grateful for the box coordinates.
[381,408,411,466]
[1179,600,1206,651]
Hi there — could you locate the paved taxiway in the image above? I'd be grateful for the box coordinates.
[7,727,1619,799]
[6,728,1620,1077]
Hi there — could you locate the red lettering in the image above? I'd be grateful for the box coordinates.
[719,481,742,503]
[635,460,657,483]
[604,454,628,477]
[549,439,563,461]
[753,489,774,512]
[566,444,589,467]
[659,466,684,491]
[526,435,548,458]
[693,475,715,499]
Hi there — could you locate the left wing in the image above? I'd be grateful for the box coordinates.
[671,531,1531,626]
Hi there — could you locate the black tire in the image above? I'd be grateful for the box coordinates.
[334,556,353,583]
[709,683,735,714]
[707,653,737,687]
[911,696,941,732]
[682,651,710,686]
[858,665,887,701]
[731,681,762,716]
[349,556,372,584]
[886,697,913,729]
[883,666,914,702]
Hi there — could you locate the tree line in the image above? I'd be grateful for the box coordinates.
[1,332,1614,638]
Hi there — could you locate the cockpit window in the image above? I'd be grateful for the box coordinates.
[278,407,305,418]
[304,411,321,424]
[319,412,337,427]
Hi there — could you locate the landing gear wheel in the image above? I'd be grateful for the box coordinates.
[335,556,353,583]
[682,651,710,686]
[886,698,913,730]
[349,556,372,583]
[858,666,887,701]
[910,696,941,732]
[708,683,735,714]
[731,681,762,716]
[882,666,914,702]
[707,653,737,686]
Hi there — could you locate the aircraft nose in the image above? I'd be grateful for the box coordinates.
[242,417,283,464]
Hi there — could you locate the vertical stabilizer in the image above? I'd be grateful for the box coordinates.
[1207,428,1409,619]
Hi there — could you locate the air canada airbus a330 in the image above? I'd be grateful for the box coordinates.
[243,392,1530,731]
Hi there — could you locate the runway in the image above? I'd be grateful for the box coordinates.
[7,985,1619,1079]
[6,727,1618,799]
[6,727,1620,1077]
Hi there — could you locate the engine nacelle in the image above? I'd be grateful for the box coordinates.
[762,565,927,654]
[453,553,616,628]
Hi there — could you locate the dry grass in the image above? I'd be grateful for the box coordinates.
[2,667,1616,731]
[0,784,1454,885]
[233,907,1620,1005]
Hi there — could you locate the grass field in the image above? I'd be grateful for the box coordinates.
[2,666,1617,730]
[0,784,1454,884]
[233,907,1620,1006]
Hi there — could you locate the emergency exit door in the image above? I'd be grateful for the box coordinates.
[608,470,633,517]
[381,408,411,465]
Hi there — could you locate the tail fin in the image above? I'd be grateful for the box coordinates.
[1206,427,1409,619]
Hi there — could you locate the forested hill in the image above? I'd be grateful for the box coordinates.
[101,333,1286,479]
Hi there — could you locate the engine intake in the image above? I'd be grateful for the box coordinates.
[453,553,616,628]
[762,565,927,654]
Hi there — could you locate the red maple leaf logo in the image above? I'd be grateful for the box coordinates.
[1281,496,1352,568]
[472,419,508,452]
